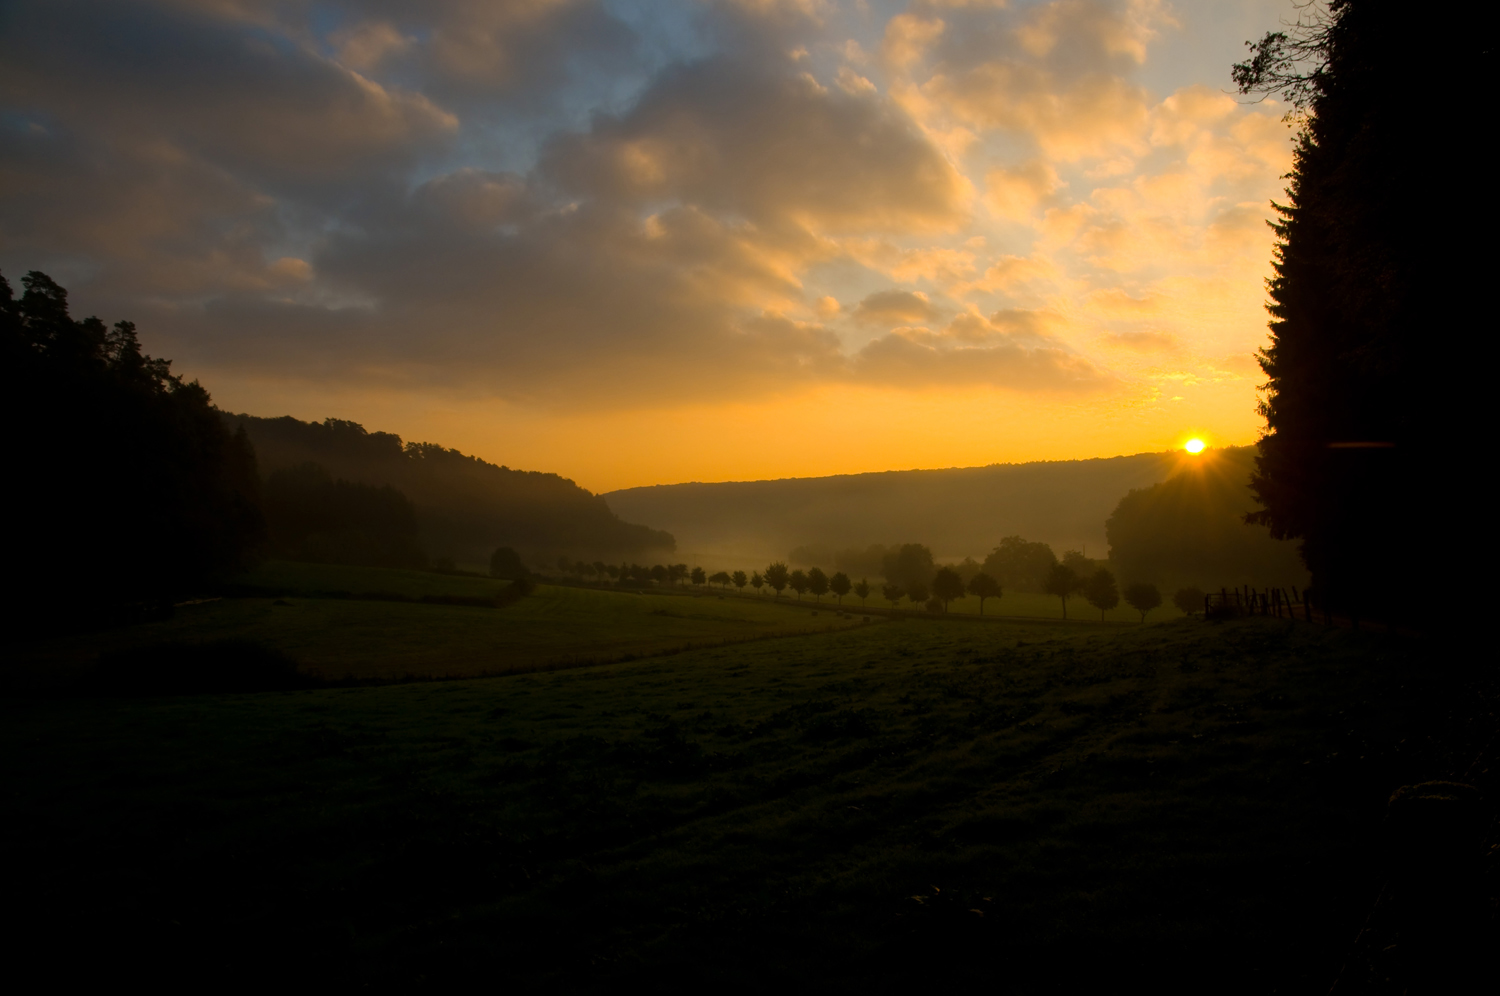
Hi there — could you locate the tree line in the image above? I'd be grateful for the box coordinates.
[546,538,1212,623]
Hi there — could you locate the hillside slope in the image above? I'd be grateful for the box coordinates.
[227,415,674,565]
[603,451,1184,563]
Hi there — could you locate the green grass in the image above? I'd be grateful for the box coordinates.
[12,562,870,684]
[3,612,1460,989]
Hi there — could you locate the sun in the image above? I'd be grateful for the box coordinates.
[1184,438,1205,454]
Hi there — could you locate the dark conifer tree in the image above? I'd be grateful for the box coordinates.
[1235,1,1486,619]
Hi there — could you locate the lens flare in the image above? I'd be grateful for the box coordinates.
[1185,438,1205,454]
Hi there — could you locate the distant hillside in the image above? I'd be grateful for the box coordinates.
[227,415,674,565]
[603,452,1187,564]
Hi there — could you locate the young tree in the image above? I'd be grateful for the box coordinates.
[829,571,852,605]
[1173,586,1206,615]
[931,566,965,612]
[764,562,790,597]
[882,583,905,608]
[967,572,1001,614]
[750,571,765,594]
[731,570,748,593]
[852,578,870,606]
[1084,568,1120,621]
[650,564,668,584]
[789,569,809,600]
[709,570,731,588]
[807,567,829,601]
[906,581,929,606]
[1043,564,1083,619]
[669,563,689,585]
[690,566,707,587]
[1124,582,1162,623]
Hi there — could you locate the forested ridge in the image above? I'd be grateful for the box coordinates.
[225,413,675,566]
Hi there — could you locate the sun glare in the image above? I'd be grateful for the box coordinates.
[1184,438,1205,454]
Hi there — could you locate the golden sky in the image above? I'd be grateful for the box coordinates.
[0,0,1295,492]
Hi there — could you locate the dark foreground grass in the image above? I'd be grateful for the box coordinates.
[4,617,1492,991]
[10,562,869,685]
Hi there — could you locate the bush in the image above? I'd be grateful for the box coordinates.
[93,639,316,695]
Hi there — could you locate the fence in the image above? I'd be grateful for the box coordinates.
[1203,586,1319,623]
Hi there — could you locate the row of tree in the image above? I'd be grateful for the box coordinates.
[546,546,1209,623]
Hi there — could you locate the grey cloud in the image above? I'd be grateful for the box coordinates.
[0,1,456,192]
[852,289,941,327]
[540,57,968,233]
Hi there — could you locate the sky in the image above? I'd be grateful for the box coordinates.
[0,0,1297,493]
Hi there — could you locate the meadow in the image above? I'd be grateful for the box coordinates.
[5,570,1484,990]
[12,562,870,685]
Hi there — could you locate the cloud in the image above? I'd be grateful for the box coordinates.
[852,289,942,327]
[854,329,1110,392]
[541,58,970,234]
[0,1,457,190]
[1098,330,1180,352]
[0,0,1291,435]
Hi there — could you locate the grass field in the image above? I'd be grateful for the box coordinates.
[5,600,1488,990]
[10,562,871,684]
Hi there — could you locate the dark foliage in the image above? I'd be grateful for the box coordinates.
[1,270,263,632]
[489,546,529,580]
[263,463,425,568]
[1235,0,1487,619]
[1106,447,1306,590]
[881,543,935,591]
[981,536,1057,594]
[225,413,674,564]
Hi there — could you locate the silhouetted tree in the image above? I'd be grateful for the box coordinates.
[906,581,929,606]
[2,269,264,626]
[853,578,871,606]
[1173,586,1206,615]
[669,563,688,585]
[750,570,765,594]
[931,567,965,611]
[789,569,809,600]
[764,562,789,597]
[691,566,707,587]
[1124,582,1162,623]
[651,564,668,584]
[1084,568,1119,622]
[709,570,730,588]
[882,583,904,608]
[1044,564,1083,619]
[829,571,852,605]
[968,572,1001,614]
[807,567,829,602]
[1231,0,1484,620]
[490,546,527,580]
[731,570,748,593]
[881,543,935,593]
[983,536,1058,593]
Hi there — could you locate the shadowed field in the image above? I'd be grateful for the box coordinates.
[5,612,1483,990]
[9,562,871,683]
